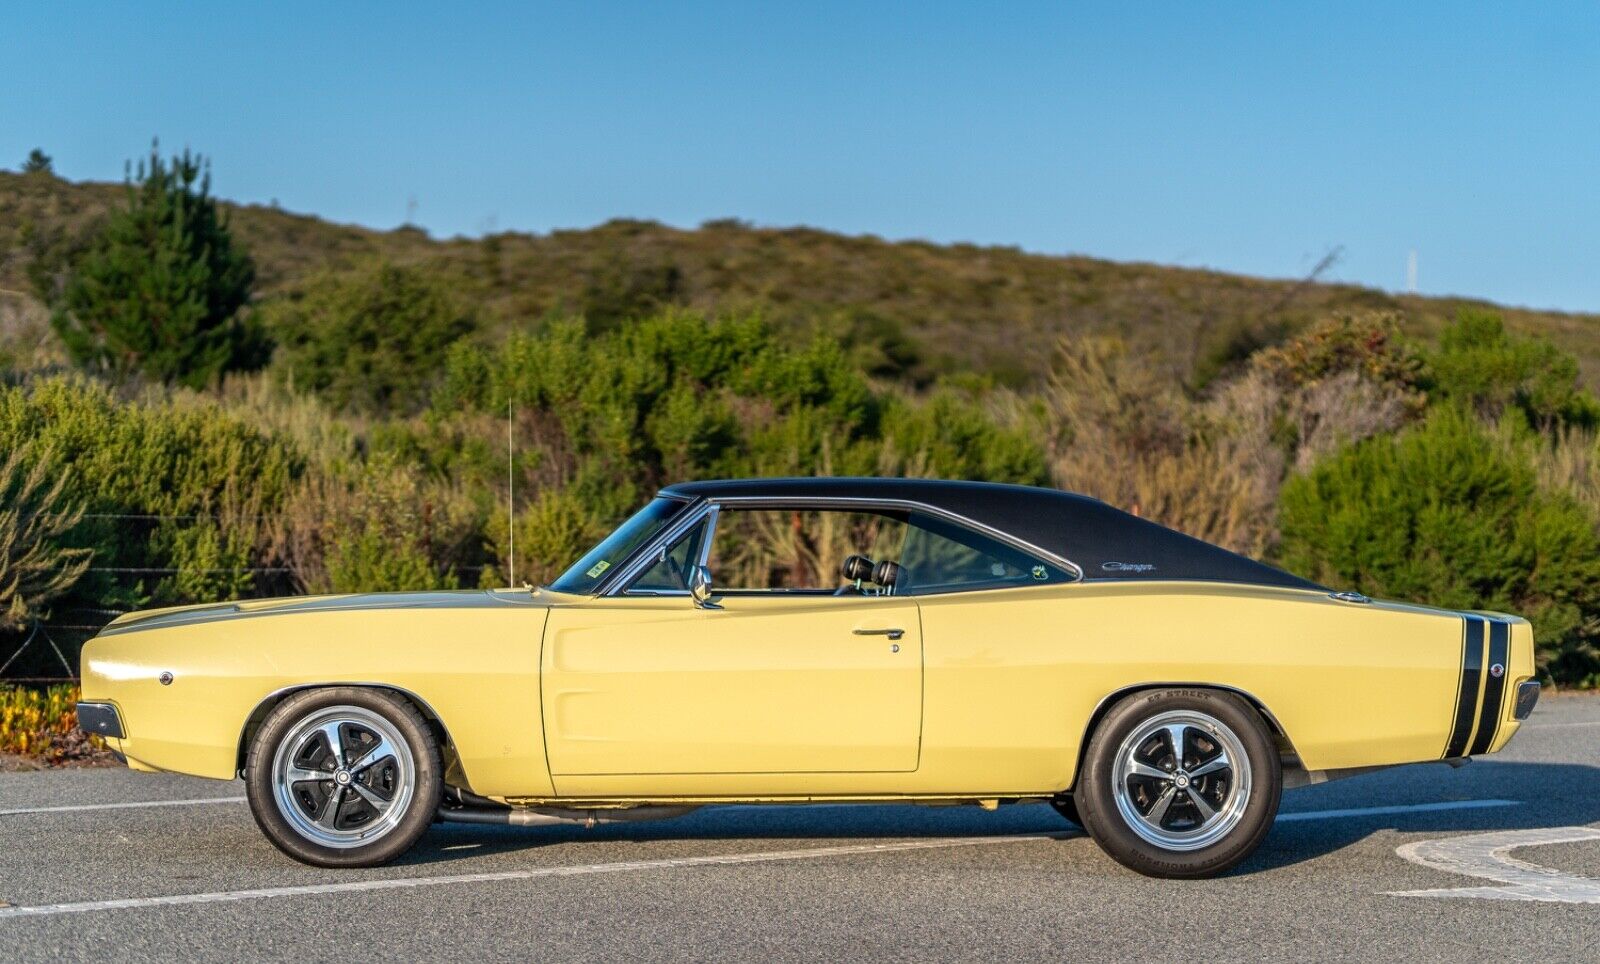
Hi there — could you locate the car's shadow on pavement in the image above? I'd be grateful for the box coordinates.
[393,759,1600,876]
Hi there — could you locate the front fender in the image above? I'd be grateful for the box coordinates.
[80,604,552,797]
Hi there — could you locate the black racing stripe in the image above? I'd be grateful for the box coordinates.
[1443,616,1485,758]
[1469,619,1511,755]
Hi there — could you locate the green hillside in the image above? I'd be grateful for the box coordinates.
[2,165,1598,687]
[4,170,1597,389]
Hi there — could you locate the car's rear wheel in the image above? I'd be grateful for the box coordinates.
[1076,688,1280,878]
[246,687,441,867]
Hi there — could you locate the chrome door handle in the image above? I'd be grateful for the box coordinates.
[853,627,904,640]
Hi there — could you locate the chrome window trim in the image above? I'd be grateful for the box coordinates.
[599,493,1082,597]
[599,499,717,596]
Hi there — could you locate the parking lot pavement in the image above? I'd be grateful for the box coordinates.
[2,696,1598,963]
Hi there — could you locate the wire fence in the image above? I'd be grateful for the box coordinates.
[0,621,81,679]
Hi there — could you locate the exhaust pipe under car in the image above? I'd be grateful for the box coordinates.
[436,786,697,829]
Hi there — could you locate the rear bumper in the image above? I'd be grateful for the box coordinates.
[75,702,125,740]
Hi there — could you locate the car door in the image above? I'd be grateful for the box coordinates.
[540,505,924,789]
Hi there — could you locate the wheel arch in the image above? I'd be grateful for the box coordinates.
[235,682,462,780]
[1067,682,1300,792]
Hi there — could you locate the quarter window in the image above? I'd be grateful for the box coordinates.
[628,518,709,594]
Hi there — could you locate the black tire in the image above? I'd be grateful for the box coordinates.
[1050,794,1081,827]
[246,687,442,868]
[1076,688,1280,879]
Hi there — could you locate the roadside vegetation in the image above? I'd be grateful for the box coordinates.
[2,144,1598,768]
[0,683,104,766]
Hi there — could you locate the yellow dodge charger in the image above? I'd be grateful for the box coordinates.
[76,478,1539,878]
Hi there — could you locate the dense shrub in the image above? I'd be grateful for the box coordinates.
[0,445,91,631]
[265,260,477,413]
[46,147,266,388]
[440,312,1044,509]
[1254,313,1425,392]
[0,376,303,616]
[1425,310,1600,429]
[1278,407,1600,680]
[272,453,481,594]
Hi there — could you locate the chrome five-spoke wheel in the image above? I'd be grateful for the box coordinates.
[1111,709,1250,851]
[272,706,416,849]
[247,687,442,867]
[1077,689,1281,878]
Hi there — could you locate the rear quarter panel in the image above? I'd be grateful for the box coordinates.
[914,581,1474,793]
[79,606,551,797]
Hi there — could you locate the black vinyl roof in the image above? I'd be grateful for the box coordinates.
[660,477,1324,591]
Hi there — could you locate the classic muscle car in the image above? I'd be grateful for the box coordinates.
[76,478,1539,878]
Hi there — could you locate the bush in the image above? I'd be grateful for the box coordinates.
[271,453,480,595]
[1425,309,1600,429]
[0,446,91,632]
[1045,336,1274,554]
[1253,312,1427,404]
[0,683,104,762]
[485,487,605,588]
[265,260,477,413]
[1278,407,1600,680]
[0,376,303,617]
[48,145,267,388]
[431,312,1051,581]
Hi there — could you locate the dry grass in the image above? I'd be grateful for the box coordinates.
[1043,337,1274,554]
[1504,424,1600,524]
[1043,331,1419,557]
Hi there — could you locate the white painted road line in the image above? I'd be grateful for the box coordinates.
[1523,720,1600,730]
[1276,799,1518,823]
[0,796,246,817]
[1389,826,1600,903]
[0,797,1525,919]
[0,833,1067,919]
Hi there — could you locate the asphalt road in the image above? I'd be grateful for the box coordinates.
[3,697,1598,963]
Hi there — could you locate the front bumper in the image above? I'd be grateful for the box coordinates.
[75,702,125,740]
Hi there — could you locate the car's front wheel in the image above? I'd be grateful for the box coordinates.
[1076,688,1280,878]
[245,687,442,867]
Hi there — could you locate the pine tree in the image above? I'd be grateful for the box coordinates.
[49,144,268,387]
[21,148,53,175]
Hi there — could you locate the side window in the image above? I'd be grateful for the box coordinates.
[706,508,908,591]
[898,512,1069,594]
[624,504,1069,596]
[627,518,708,594]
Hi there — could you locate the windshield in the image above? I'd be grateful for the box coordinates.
[547,497,688,594]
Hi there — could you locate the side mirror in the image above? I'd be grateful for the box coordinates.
[689,565,719,609]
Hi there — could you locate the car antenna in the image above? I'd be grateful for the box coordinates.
[507,399,516,589]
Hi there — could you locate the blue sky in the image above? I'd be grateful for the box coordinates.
[4,2,1598,311]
